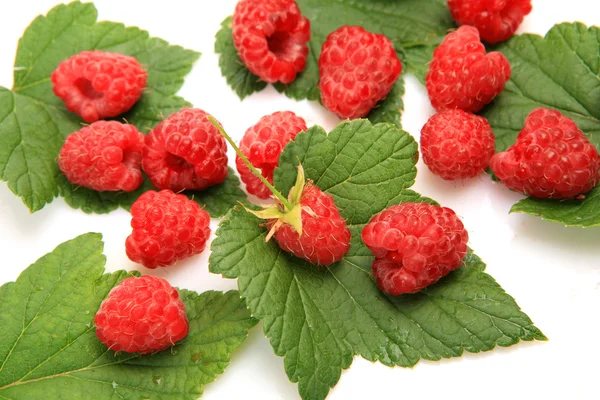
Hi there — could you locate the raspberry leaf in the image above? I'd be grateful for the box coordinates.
[214,0,454,126]
[480,23,600,227]
[0,233,257,399]
[0,1,200,212]
[56,167,247,218]
[214,17,267,99]
[510,186,600,227]
[210,120,546,400]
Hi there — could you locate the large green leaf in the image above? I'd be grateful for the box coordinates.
[215,0,454,126]
[210,120,546,400]
[0,233,257,399]
[481,22,600,227]
[0,2,203,213]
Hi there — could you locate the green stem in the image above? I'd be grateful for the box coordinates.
[208,116,294,210]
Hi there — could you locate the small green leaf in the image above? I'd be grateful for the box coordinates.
[397,35,446,84]
[0,1,200,212]
[480,22,600,227]
[210,120,545,400]
[215,0,454,126]
[57,167,247,218]
[214,17,267,99]
[365,78,405,128]
[0,233,257,399]
[510,186,600,227]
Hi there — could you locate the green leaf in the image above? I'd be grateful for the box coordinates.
[215,0,454,125]
[480,22,600,227]
[210,120,545,400]
[57,167,247,218]
[0,233,257,399]
[510,186,600,227]
[214,17,267,99]
[274,120,419,223]
[364,78,404,128]
[398,35,446,84]
[0,1,200,212]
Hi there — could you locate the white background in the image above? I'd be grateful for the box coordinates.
[1,1,599,399]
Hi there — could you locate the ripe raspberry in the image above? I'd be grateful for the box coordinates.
[319,26,402,119]
[448,0,532,44]
[237,111,307,199]
[490,108,600,199]
[143,108,228,192]
[270,183,351,265]
[125,190,211,269]
[232,0,310,84]
[58,121,144,192]
[51,50,147,122]
[426,26,511,113]
[362,203,468,295]
[421,109,496,180]
[94,275,188,354]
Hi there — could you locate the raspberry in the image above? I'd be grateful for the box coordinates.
[448,0,532,44]
[58,121,144,192]
[142,108,228,192]
[237,111,307,199]
[319,26,402,119]
[362,203,468,295]
[51,50,147,122]
[490,108,600,199]
[426,26,511,113]
[232,0,310,84]
[94,275,188,354]
[421,109,496,180]
[270,183,351,265]
[125,190,211,269]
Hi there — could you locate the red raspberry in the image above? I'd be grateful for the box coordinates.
[362,203,468,295]
[319,26,402,119]
[232,0,310,84]
[448,0,532,44]
[426,26,511,113]
[125,190,211,269]
[51,51,147,122]
[94,275,188,354]
[58,121,144,192]
[270,183,351,266]
[421,109,496,180]
[142,108,228,192]
[491,108,600,199]
[237,111,307,199]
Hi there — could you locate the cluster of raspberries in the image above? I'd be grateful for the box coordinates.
[48,0,599,356]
